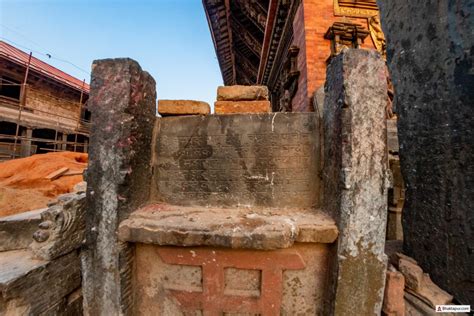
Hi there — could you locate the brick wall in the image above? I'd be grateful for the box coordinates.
[292,0,377,112]
[25,82,83,128]
[291,4,309,112]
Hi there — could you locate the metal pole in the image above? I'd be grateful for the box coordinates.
[74,79,85,152]
[12,52,32,159]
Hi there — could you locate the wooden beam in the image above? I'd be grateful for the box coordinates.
[234,50,258,83]
[202,1,234,85]
[235,47,259,69]
[257,0,278,83]
[224,0,236,84]
[231,16,263,57]
[235,64,254,85]
[234,0,267,33]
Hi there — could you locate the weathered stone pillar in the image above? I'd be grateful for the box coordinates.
[20,128,32,157]
[377,0,474,305]
[323,49,388,315]
[82,58,156,315]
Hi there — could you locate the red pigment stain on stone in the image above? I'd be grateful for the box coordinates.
[157,247,305,315]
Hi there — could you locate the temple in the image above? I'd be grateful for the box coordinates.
[203,0,384,111]
[0,1,472,315]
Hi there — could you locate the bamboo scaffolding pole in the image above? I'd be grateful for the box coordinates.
[12,52,32,158]
[74,80,86,152]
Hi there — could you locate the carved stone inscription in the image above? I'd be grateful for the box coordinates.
[153,113,319,208]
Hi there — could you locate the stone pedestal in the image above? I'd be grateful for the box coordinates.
[84,55,391,314]
[134,244,329,315]
[117,112,337,315]
[119,204,337,315]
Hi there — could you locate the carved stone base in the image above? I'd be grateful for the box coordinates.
[134,243,331,315]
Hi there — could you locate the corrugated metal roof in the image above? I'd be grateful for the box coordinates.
[0,40,90,93]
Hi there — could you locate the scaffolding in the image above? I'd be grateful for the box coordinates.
[0,55,89,160]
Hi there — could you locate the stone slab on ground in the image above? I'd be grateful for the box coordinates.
[404,292,457,316]
[0,249,81,315]
[214,100,271,114]
[217,85,269,101]
[118,203,338,249]
[153,112,320,208]
[158,100,210,116]
[405,275,453,309]
[0,208,44,251]
[398,258,423,291]
[404,292,437,316]
[383,269,405,316]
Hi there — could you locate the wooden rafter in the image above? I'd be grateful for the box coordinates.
[234,49,258,83]
[235,62,255,84]
[224,0,236,84]
[203,0,234,84]
[203,0,268,86]
[231,16,262,57]
[233,0,267,33]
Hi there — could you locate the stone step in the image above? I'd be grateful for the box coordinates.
[118,203,338,250]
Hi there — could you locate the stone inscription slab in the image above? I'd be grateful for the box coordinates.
[153,113,320,208]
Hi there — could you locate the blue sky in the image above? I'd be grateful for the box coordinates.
[0,0,223,106]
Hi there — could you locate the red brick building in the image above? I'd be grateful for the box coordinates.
[0,41,90,160]
[203,0,383,112]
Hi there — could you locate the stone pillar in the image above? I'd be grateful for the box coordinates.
[377,0,474,305]
[323,49,388,315]
[82,58,156,315]
[61,133,68,151]
[20,128,32,157]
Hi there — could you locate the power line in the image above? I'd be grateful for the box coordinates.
[0,33,91,76]
[0,23,51,53]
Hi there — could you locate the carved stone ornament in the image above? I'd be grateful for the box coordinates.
[278,45,300,112]
[31,193,86,260]
[369,14,387,58]
[324,22,370,63]
[334,0,379,18]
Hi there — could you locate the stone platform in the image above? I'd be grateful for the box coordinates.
[119,203,338,249]
[119,204,338,314]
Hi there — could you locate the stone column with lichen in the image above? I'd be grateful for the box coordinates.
[322,48,389,315]
[81,58,156,315]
